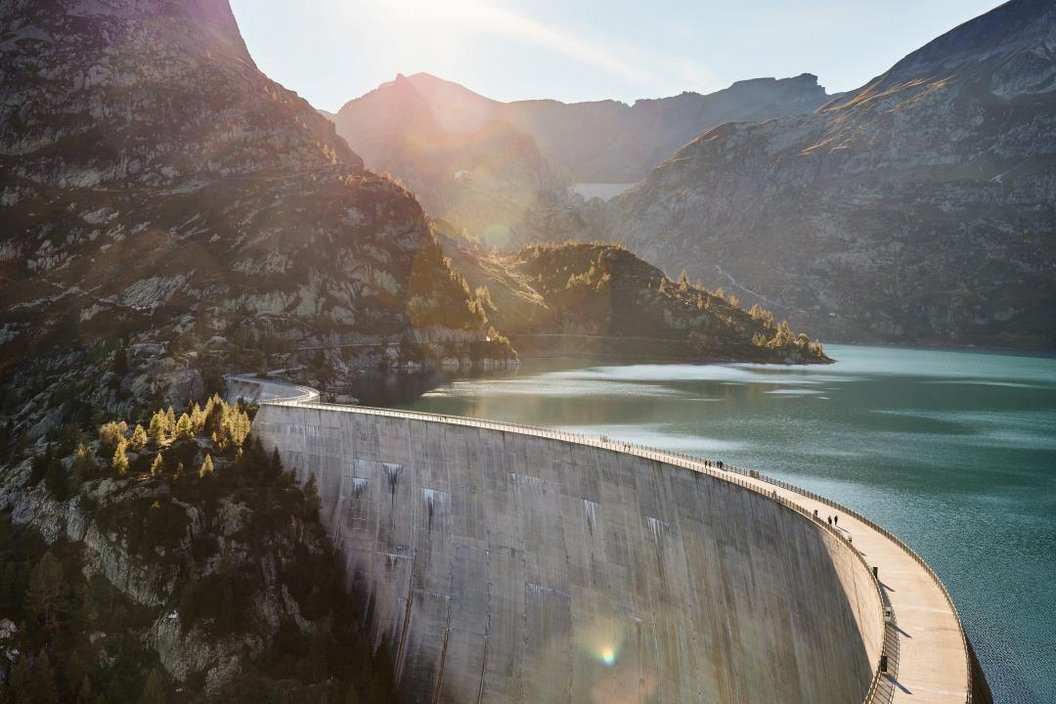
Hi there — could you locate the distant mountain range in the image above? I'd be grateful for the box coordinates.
[327,72,829,242]
[334,71,829,184]
[603,0,1056,349]
[329,0,1055,350]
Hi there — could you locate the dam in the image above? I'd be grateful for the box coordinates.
[233,377,979,704]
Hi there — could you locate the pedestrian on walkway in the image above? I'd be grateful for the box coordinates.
[827,516,832,525]
[834,515,839,526]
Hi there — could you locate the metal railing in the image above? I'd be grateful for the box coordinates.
[706,461,973,704]
[248,379,972,704]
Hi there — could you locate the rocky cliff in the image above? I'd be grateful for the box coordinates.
[603,0,1056,349]
[0,0,510,437]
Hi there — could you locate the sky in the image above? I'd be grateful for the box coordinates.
[229,0,1006,112]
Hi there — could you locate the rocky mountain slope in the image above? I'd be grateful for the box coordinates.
[438,233,829,363]
[602,0,1056,349]
[0,0,512,438]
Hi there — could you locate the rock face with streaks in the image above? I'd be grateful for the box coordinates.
[0,0,508,432]
[602,0,1056,349]
[254,402,884,704]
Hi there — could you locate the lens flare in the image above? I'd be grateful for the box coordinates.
[576,615,625,668]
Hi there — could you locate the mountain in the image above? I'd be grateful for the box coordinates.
[328,74,560,246]
[395,71,830,183]
[0,0,511,437]
[437,232,829,364]
[602,0,1056,349]
[328,72,829,242]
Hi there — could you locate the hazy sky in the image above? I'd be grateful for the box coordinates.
[229,0,1004,112]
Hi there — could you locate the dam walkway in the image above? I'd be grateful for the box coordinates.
[233,376,974,704]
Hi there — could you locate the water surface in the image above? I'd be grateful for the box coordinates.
[397,345,1056,704]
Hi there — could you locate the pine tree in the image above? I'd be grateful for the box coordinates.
[30,651,59,704]
[75,675,94,704]
[112,438,129,476]
[72,443,96,481]
[198,454,214,479]
[26,552,65,635]
[175,462,185,480]
[139,669,167,704]
[7,655,31,704]
[189,402,205,434]
[175,413,193,440]
[150,453,164,476]
[129,423,148,452]
[148,409,168,444]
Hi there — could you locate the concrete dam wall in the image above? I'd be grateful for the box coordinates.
[253,401,884,704]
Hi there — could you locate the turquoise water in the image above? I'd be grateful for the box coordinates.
[396,345,1056,703]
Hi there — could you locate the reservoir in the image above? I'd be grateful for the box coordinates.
[396,344,1056,704]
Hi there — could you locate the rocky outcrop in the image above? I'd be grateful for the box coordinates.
[602,0,1056,349]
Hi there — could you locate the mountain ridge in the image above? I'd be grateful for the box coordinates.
[332,70,830,185]
[600,0,1056,349]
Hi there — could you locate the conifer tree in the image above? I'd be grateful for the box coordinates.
[129,423,148,452]
[26,552,65,634]
[199,454,214,479]
[7,655,31,704]
[73,443,96,479]
[112,438,129,476]
[175,413,193,440]
[139,669,167,704]
[189,402,205,434]
[150,453,164,476]
[75,675,94,704]
[30,651,59,704]
[148,410,168,444]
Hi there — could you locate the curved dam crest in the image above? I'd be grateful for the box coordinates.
[243,379,887,704]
